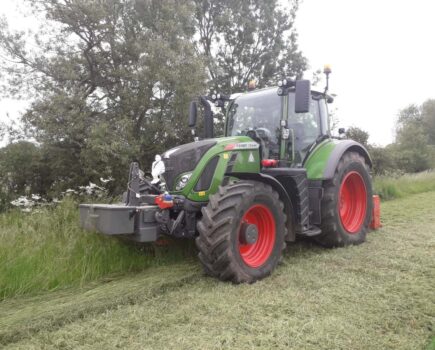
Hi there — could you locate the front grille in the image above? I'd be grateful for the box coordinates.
[162,140,216,191]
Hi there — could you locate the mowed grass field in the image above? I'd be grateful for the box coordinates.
[1,191,434,349]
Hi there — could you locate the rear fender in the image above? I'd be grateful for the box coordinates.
[304,139,372,180]
[323,141,372,179]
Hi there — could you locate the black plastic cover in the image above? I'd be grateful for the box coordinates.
[194,156,219,191]
[188,101,197,127]
[162,139,217,191]
[295,80,311,113]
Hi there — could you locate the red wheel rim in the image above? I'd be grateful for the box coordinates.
[339,171,367,234]
[238,204,276,268]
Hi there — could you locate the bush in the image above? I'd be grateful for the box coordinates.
[0,141,51,200]
[368,145,398,176]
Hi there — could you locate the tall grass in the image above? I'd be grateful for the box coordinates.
[373,170,435,200]
[0,199,192,299]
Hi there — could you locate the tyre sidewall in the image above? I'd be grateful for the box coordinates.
[229,188,285,279]
[334,159,373,245]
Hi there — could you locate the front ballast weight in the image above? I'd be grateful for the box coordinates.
[79,162,200,242]
[79,203,160,243]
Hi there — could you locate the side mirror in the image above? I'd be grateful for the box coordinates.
[188,101,197,127]
[294,80,311,113]
[199,96,214,139]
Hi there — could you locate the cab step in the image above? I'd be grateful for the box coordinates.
[299,226,322,237]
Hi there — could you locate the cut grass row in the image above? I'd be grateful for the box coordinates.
[0,170,434,300]
[0,263,200,345]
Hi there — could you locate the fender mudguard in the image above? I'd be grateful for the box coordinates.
[226,172,296,242]
[323,140,372,179]
[304,139,372,180]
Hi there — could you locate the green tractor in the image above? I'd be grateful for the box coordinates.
[80,67,376,283]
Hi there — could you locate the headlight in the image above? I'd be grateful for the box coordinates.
[175,172,192,191]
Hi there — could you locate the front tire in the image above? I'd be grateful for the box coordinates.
[196,180,287,283]
[315,151,373,248]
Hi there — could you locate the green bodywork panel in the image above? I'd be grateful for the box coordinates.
[303,139,340,180]
[173,136,346,201]
[172,136,260,202]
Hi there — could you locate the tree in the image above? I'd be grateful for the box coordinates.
[397,104,422,127]
[0,0,206,192]
[0,141,49,195]
[421,99,435,145]
[0,0,308,196]
[395,104,431,172]
[194,0,307,93]
[368,144,397,176]
[367,99,435,175]
[346,126,369,147]
[395,123,430,172]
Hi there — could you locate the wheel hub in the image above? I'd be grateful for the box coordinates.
[240,223,258,245]
[238,204,276,268]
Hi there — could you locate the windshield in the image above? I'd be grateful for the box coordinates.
[226,88,322,162]
[226,89,281,158]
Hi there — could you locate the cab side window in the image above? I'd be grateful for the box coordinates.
[288,96,321,162]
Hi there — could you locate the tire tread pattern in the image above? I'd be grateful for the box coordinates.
[315,151,373,248]
[196,180,287,283]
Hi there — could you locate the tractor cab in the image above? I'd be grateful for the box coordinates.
[225,87,331,166]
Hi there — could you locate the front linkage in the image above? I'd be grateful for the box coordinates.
[80,161,203,243]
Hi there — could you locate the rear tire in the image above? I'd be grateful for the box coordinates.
[196,180,287,283]
[315,151,373,248]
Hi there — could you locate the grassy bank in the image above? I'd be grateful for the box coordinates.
[0,200,192,299]
[373,170,435,200]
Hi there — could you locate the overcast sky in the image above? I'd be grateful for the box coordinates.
[1,0,435,146]
[296,0,435,145]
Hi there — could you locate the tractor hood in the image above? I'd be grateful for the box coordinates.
[161,139,217,191]
[161,136,259,194]
[157,135,259,198]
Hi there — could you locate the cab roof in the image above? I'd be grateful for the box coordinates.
[230,86,333,101]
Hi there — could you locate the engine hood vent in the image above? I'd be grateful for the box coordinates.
[162,140,217,191]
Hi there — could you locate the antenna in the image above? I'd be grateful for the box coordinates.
[323,64,332,95]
